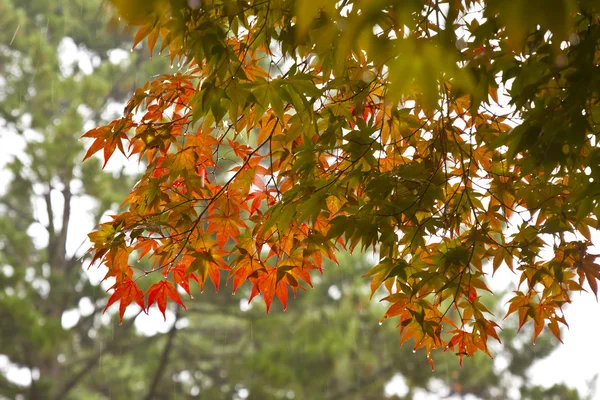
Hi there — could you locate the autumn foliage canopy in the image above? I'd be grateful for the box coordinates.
[84,0,600,367]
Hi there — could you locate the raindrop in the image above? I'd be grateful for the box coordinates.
[98,340,103,368]
[569,32,580,46]
[187,0,202,9]
[9,24,20,46]
[378,321,383,326]
[412,349,416,353]
[555,54,567,68]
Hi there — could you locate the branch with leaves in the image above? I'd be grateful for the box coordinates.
[84,0,600,368]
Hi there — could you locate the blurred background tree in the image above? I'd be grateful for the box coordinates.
[0,0,167,398]
[0,1,594,399]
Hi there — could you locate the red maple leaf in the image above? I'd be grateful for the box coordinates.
[146,281,187,320]
[103,279,145,324]
[171,263,200,297]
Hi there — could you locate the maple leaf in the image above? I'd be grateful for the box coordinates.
[146,281,187,320]
[228,255,261,295]
[171,263,200,297]
[207,213,247,248]
[248,266,292,312]
[82,119,132,167]
[227,138,253,159]
[163,148,198,176]
[185,251,229,293]
[445,330,477,367]
[103,279,145,324]
[133,238,159,260]
[363,258,408,299]
[468,287,477,303]
[577,255,600,298]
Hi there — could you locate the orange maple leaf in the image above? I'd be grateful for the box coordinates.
[184,251,229,293]
[228,255,261,294]
[248,266,295,312]
[82,119,132,167]
[146,281,187,320]
[207,213,247,248]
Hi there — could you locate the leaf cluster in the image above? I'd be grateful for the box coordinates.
[85,0,600,367]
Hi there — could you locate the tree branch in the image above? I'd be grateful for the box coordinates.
[44,187,55,239]
[56,173,72,265]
